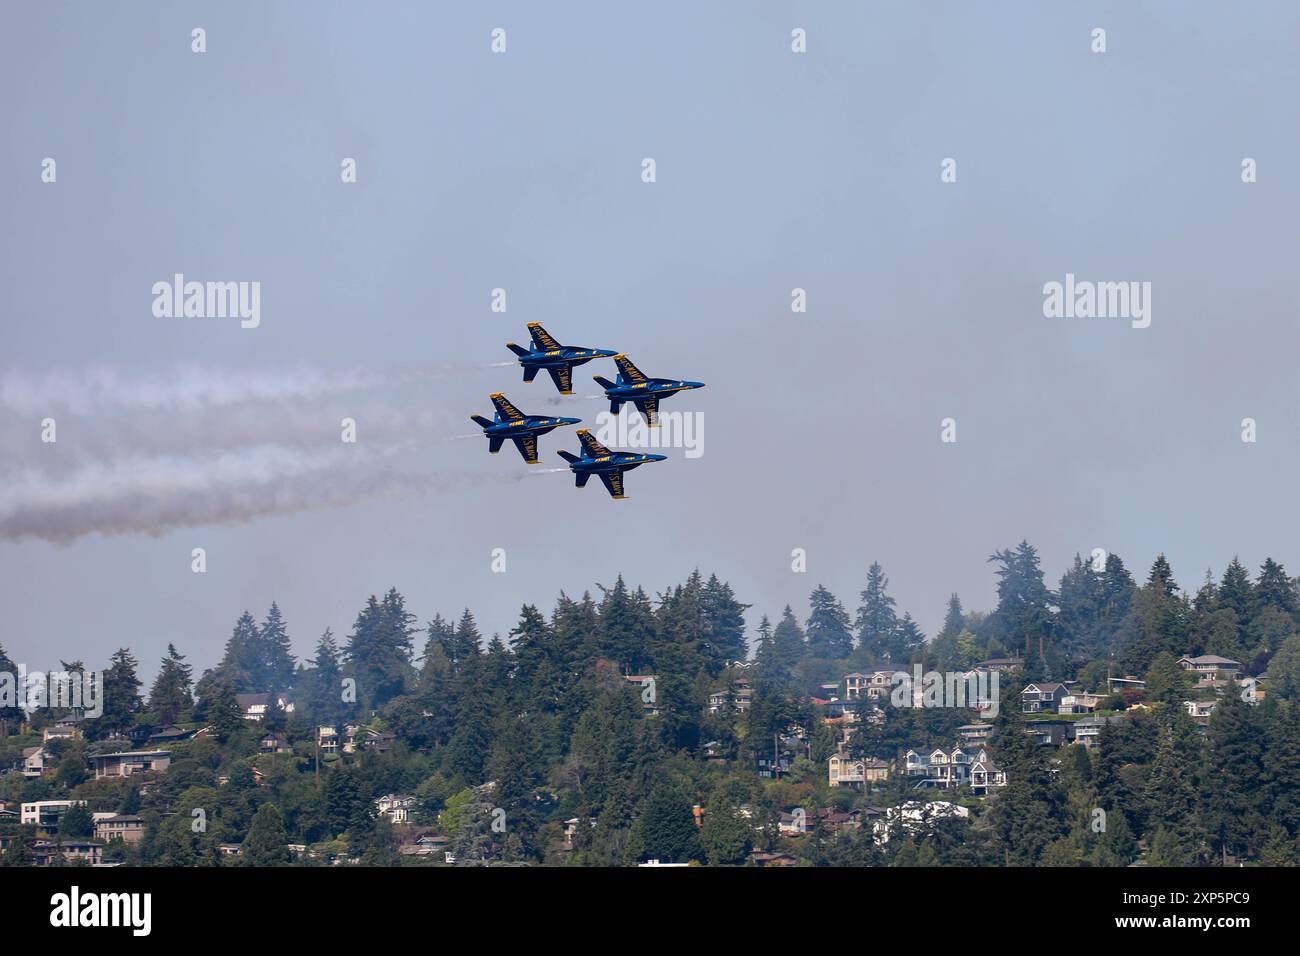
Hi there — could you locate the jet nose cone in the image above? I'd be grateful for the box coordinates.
[562,417,582,425]
[648,454,668,462]
[597,349,618,357]
[686,381,706,389]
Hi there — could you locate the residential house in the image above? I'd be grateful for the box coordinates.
[844,669,895,702]
[1059,691,1105,715]
[969,756,1006,795]
[260,731,291,754]
[21,800,86,829]
[925,748,970,788]
[1178,656,1241,680]
[1184,699,1217,721]
[827,752,889,788]
[903,749,932,777]
[91,750,171,780]
[1023,719,1073,747]
[1073,715,1123,749]
[31,840,103,866]
[778,811,809,836]
[317,724,360,755]
[401,834,450,857]
[22,746,51,778]
[756,734,808,779]
[1106,676,1146,692]
[1021,683,1069,713]
[94,814,146,845]
[362,730,396,753]
[957,723,993,746]
[235,692,295,721]
[42,720,81,744]
[375,794,416,824]
[814,808,863,833]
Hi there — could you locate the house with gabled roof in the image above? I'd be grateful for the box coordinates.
[828,752,889,788]
[969,754,1006,794]
[1021,683,1069,713]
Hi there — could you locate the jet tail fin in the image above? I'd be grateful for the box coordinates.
[470,414,494,429]
[593,375,617,391]
[506,342,530,357]
[557,449,580,464]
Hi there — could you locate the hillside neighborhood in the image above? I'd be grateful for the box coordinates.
[2,547,1299,867]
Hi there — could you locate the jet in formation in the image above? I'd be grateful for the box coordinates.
[470,392,581,464]
[556,429,666,499]
[506,322,616,395]
[592,354,706,426]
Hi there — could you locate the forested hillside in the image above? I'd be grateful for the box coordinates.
[4,543,1300,866]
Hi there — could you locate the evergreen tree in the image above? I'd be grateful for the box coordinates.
[596,576,658,673]
[242,803,291,866]
[1201,690,1264,864]
[345,588,416,708]
[636,780,701,863]
[764,606,806,680]
[930,594,966,670]
[257,602,296,694]
[805,585,854,659]
[701,574,750,665]
[306,629,346,729]
[100,648,142,738]
[209,681,244,741]
[213,611,260,692]
[1254,558,1296,617]
[854,562,898,662]
[888,613,925,665]
[987,542,1059,678]
[147,643,193,725]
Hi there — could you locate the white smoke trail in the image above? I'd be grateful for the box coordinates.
[0,445,520,543]
[0,363,511,543]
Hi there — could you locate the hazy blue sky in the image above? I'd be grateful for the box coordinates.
[3,2,1299,679]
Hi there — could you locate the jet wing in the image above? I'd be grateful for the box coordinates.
[547,365,573,395]
[490,393,525,421]
[599,471,626,499]
[576,429,610,457]
[614,354,647,383]
[528,323,562,351]
[634,396,660,426]
[512,435,539,463]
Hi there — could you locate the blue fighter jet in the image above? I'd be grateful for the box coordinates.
[556,429,666,499]
[505,322,617,395]
[592,354,705,427]
[470,393,581,464]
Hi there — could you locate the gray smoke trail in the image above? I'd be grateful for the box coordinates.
[0,445,520,543]
[0,363,477,415]
[0,363,508,542]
